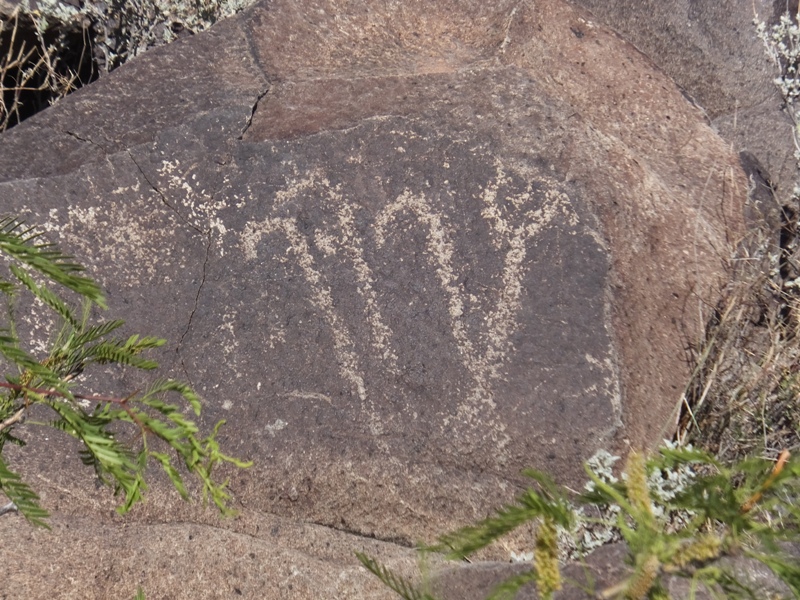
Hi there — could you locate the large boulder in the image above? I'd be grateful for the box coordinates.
[0,0,745,596]
[571,0,796,207]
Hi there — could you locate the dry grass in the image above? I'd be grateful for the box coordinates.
[681,7,800,470]
[678,201,800,464]
[0,6,88,132]
[0,2,255,132]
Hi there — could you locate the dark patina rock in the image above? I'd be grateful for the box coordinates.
[572,0,795,209]
[0,0,746,597]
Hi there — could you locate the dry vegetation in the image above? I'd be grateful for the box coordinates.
[678,216,800,464]
[0,1,257,133]
[678,8,800,468]
[0,5,90,132]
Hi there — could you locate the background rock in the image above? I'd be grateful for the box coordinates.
[571,0,797,213]
[0,0,746,596]
[0,506,425,599]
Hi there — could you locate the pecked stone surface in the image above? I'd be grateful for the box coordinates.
[0,0,746,596]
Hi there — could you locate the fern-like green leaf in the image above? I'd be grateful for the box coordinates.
[0,328,16,346]
[72,320,124,347]
[0,217,105,308]
[87,336,165,370]
[0,454,49,527]
[432,478,572,559]
[52,320,126,369]
[356,553,439,600]
[142,379,202,416]
[47,401,141,505]
[9,264,78,328]
[0,340,73,399]
[149,451,188,500]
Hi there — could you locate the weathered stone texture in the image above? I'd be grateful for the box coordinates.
[572,0,796,207]
[0,0,746,597]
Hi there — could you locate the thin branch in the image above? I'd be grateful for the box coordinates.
[740,449,792,513]
[0,501,18,516]
[0,381,132,405]
[0,406,25,434]
[0,381,149,436]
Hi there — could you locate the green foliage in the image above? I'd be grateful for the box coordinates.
[356,552,439,600]
[360,447,800,600]
[432,470,573,561]
[0,216,104,307]
[0,217,251,525]
[0,454,48,527]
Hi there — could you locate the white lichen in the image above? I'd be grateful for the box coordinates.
[552,444,699,562]
[755,9,800,183]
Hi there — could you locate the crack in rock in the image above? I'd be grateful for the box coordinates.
[177,234,211,386]
[304,519,415,548]
[64,130,107,153]
[238,87,270,140]
[127,149,211,384]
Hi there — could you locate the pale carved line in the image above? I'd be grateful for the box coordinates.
[321,185,400,372]
[243,171,398,372]
[282,390,334,405]
[242,212,385,436]
[375,175,574,420]
[240,168,575,436]
[374,189,484,393]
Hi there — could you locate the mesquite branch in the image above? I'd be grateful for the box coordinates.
[0,381,141,434]
[0,380,132,405]
[0,406,25,433]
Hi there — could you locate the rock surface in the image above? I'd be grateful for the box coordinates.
[0,0,745,597]
[0,507,423,599]
[432,543,797,600]
[572,0,797,209]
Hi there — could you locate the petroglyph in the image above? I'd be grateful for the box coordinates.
[241,209,386,435]
[56,187,184,287]
[282,390,334,405]
[220,310,240,358]
[264,418,288,436]
[585,352,622,423]
[239,163,577,431]
[324,183,399,370]
[156,159,231,243]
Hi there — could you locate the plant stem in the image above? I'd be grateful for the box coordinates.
[0,406,25,434]
[0,381,131,406]
[0,501,18,516]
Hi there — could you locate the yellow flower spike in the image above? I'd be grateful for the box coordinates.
[625,450,655,524]
[18,369,34,388]
[669,533,723,569]
[625,554,661,600]
[534,518,562,600]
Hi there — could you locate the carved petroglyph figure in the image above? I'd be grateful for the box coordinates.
[237,164,578,440]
